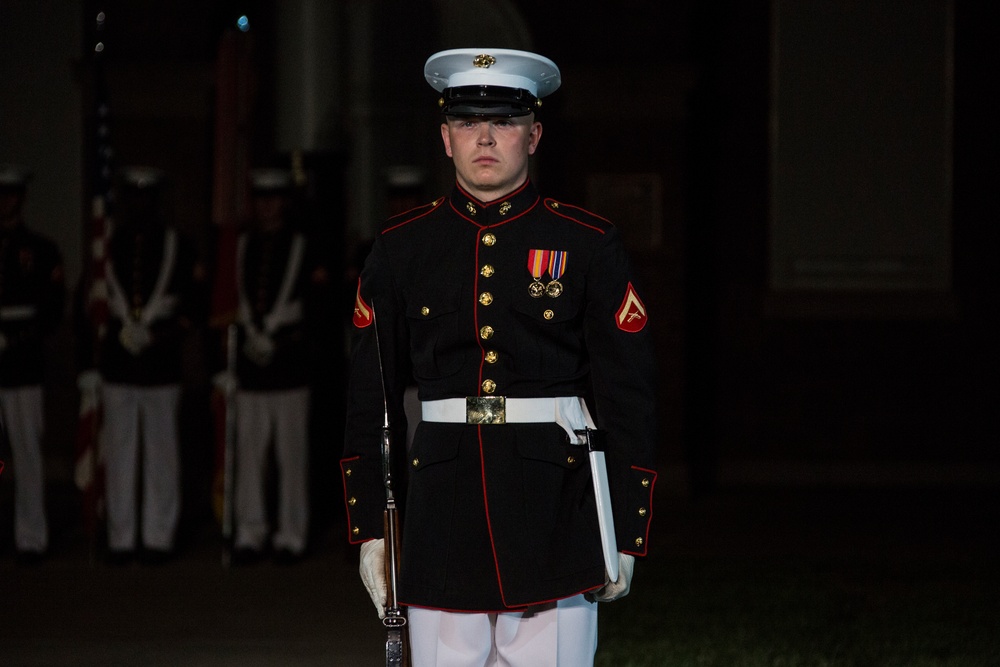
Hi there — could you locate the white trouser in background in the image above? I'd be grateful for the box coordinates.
[234,387,310,554]
[408,594,598,667]
[0,385,48,553]
[102,383,181,552]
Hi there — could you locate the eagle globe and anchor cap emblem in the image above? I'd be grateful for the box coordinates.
[473,53,496,69]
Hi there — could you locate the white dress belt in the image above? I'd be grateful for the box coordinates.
[421,396,594,442]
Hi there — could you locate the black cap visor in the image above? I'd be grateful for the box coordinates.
[440,85,538,117]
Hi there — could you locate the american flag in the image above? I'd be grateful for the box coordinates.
[74,9,113,533]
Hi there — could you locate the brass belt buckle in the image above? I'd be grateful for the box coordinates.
[466,396,506,424]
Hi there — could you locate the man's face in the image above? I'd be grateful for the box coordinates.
[440,114,542,202]
[253,193,288,232]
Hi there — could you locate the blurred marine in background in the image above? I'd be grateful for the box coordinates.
[82,167,204,564]
[224,168,328,565]
[0,164,65,565]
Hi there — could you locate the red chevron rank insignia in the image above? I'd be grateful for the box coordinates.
[352,279,373,328]
[615,282,647,332]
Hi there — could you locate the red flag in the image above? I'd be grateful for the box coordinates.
[209,26,256,522]
[209,26,256,330]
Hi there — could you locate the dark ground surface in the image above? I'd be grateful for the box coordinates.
[2,476,998,666]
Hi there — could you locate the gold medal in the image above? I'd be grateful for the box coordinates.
[547,251,567,298]
[527,249,551,298]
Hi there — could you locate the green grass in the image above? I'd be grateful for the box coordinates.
[596,555,1000,666]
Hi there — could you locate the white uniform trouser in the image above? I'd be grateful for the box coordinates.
[234,387,310,553]
[102,383,181,551]
[0,385,48,552]
[408,595,598,667]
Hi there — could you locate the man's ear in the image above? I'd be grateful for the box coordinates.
[440,123,453,158]
[527,121,543,156]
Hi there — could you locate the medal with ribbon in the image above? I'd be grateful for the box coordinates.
[546,251,566,298]
[527,249,550,298]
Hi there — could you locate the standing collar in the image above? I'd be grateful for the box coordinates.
[449,180,540,226]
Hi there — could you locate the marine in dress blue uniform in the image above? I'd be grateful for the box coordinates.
[230,168,326,563]
[97,167,203,562]
[0,165,65,563]
[341,49,658,666]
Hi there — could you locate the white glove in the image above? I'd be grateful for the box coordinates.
[359,538,387,619]
[243,328,275,366]
[212,370,238,393]
[119,320,152,356]
[77,369,102,393]
[592,553,635,602]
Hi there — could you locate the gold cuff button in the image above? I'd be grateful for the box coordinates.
[352,526,360,536]
[634,537,644,548]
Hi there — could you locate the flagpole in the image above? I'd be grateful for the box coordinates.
[78,6,114,566]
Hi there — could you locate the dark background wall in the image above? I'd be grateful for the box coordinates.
[1,0,997,540]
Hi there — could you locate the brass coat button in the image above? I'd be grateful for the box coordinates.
[412,458,419,467]
[543,309,554,320]
[482,233,496,246]
[484,350,498,364]
[420,306,430,316]
[567,455,576,464]
[480,325,494,340]
[641,478,650,488]
[634,537,644,548]
[482,379,497,394]
[479,292,493,306]
[481,264,495,278]
[352,526,360,536]
[348,497,357,506]
[638,507,647,517]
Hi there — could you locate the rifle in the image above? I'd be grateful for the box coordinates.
[372,305,408,667]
